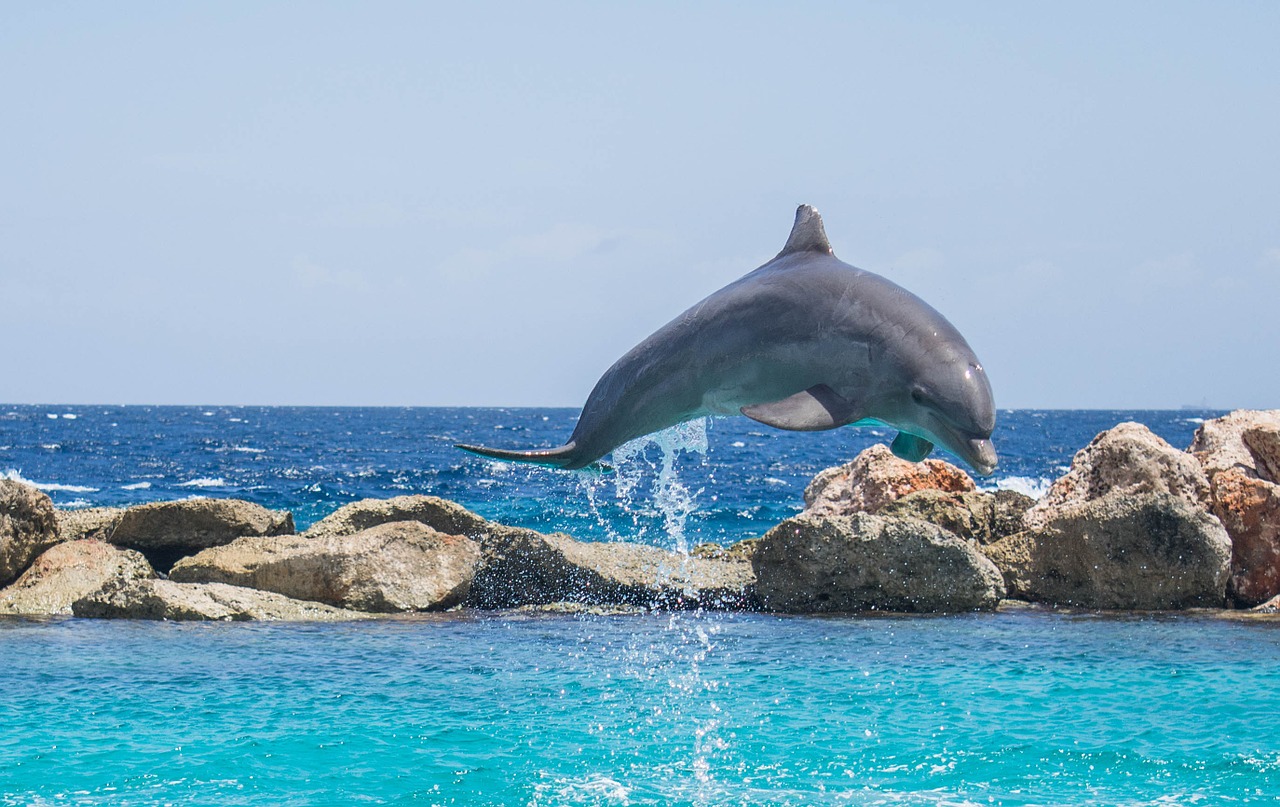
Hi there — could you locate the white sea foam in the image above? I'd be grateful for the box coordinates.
[60,499,91,509]
[40,444,60,450]
[61,413,77,419]
[45,413,58,420]
[178,477,227,488]
[2,469,99,493]
[122,481,152,490]
[987,475,1053,500]
[731,441,746,448]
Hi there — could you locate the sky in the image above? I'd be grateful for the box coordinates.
[3,2,1278,409]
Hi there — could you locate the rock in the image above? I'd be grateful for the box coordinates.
[1208,469,1280,606]
[0,480,60,587]
[307,495,757,610]
[752,513,1006,613]
[1025,422,1210,530]
[878,489,1033,545]
[469,528,757,610]
[169,521,480,612]
[1243,426,1280,483]
[803,444,976,517]
[0,540,155,616]
[690,538,761,563]
[57,507,124,542]
[73,579,369,622]
[981,493,1230,610]
[109,498,295,572]
[1252,594,1280,614]
[304,495,489,540]
[1189,409,1280,481]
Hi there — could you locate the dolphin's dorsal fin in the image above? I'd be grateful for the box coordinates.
[777,204,833,258]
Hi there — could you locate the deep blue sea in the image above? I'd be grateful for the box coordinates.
[3,406,1279,805]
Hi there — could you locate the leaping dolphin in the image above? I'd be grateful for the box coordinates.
[458,205,998,475]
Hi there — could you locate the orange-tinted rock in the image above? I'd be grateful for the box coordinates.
[1209,469,1280,606]
[1189,409,1280,481]
[803,444,976,517]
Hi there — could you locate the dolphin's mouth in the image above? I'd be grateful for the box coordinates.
[961,437,998,476]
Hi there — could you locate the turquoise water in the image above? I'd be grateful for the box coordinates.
[3,406,1276,804]
[4,610,1278,805]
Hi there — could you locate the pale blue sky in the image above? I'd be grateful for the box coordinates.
[3,2,1277,408]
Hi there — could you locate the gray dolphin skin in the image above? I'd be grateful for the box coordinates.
[457,205,998,475]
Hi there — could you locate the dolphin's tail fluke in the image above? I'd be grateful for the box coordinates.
[455,441,608,472]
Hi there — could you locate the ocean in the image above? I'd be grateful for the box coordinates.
[3,406,1279,805]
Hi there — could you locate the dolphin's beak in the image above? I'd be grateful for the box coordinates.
[963,437,998,477]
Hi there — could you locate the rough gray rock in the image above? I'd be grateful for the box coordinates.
[1189,409,1280,481]
[1,480,60,587]
[304,495,489,540]
[109,498,294,572]
[73,579,369,622]
[306,495,757,610]
[56,507,124,542]
[0,539,156,616]
[802,445,977,517]
[469,528,757,610]
[170,521,480,613]
[753,513,1006,613]
[878,489,1034,545]
[1025,422,1210,530]
[981,493,1230,610]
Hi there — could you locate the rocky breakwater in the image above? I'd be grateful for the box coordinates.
[1188,409,1280,606]
[302,496,756,611]
[754,445,1016,613]
[981,423,1230,609]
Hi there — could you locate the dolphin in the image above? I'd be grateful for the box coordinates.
[458,205,997,475]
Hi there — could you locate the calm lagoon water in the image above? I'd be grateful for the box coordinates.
[2,406,1278,804]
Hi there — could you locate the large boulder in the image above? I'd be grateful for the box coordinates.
[1189,409,1280,481]
[752,513,1005,613]
[304,495,489,541]
[1188,411,1280,606]
[981,493,1230,610]
[1,480,60,587]
[1025,422,1210,530]
[0,540,155,616]
[57,507,124,542]
[878,489,1034,545]
[169,521,480,612]
[73,579,369,622]
[804,445,976,517]
[469,528,756,610]
[109,498,294,572]
[1209,469,1280,606]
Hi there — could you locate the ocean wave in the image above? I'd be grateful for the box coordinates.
[60,498,91,509]
[2,469,100,493]
[988,475,1053,500]
[122,481,152,490]
[178,477,228,488]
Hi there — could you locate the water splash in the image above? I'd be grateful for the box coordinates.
[579,419,709,553]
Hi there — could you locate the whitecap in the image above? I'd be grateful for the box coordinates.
[122,481,152,490]
[41,444,60,450]
[987,475,1053,500]
[45,413,58,420]
[232,446,265,454]
[61,413,77,419]
[178,477,227,488]
[2,469,99,493]
[61,499,91,509]
[202,411,215,417]
[1183,417,1206,425]
[731,441,746,448]
[764,477,789,486]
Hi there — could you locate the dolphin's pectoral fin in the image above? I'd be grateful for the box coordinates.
[890,431,934,462]
[740,384,857,432]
